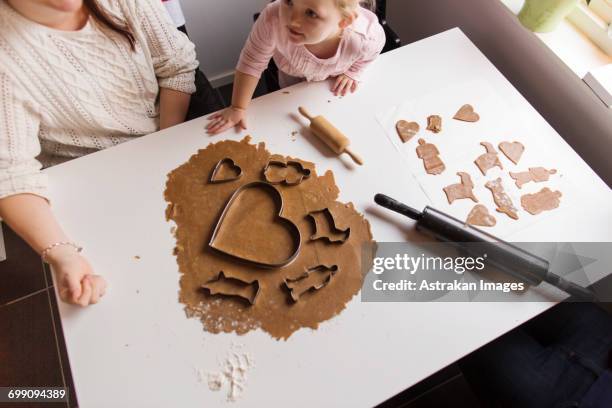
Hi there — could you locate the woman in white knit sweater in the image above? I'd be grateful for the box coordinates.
[0,0,199,306]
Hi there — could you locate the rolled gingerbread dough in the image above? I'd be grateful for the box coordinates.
[164,137,374,339]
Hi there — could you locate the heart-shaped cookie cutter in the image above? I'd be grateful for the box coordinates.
[209,158,243,184]
[209,181,302,268]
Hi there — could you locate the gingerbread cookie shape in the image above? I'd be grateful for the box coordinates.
[499,141,524,165]
[426,115,442,133]
[284,265,339,303]
[509,167,557,188]
[453,104,480,122]
[466,204,496,227]
[416,138,445,175]
[474,142,503,176]
[521,188,562,215]
[443,172,478,204]
[485,178,519,220]
[396,120,419,143]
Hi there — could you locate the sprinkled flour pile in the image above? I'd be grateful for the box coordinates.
[196,343,255,402]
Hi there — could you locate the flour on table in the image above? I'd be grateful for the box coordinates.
[207,372,224,391]
[197,344,256,402]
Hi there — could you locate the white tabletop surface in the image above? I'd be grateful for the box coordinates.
[46,28,612,408]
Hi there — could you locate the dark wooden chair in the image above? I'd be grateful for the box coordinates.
[179,25,226,119]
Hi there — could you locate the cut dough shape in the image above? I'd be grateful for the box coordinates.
[210,158,242,183]
[201,271,260,305]
[453,104,480,122]
[499,141,525,165]
[416,138,445,175]
[307,208,350,243]
[466,204,496,227]
[263,158,311,185]
[521,188,562,215]
[426,115,442,133]
[284,265,339,303]
[443,172,478,204]
[509,167,557,188]
[474,142,503,176]
[396,120,419,143]
[485,178,519,220]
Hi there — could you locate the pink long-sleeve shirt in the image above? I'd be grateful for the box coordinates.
[237,0,385,84]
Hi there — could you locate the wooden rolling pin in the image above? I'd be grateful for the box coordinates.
[298,106,363,165]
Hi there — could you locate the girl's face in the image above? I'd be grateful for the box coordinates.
[279,0,351,45]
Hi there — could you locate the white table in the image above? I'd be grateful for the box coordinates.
[47,28,612,408]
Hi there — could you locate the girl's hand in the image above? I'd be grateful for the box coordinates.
[332,74,358,96]
[47,246,107,307]
[206,106,247,135]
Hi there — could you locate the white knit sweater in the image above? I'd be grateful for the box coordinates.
[0,0,198,200]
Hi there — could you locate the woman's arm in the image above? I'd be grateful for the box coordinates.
[0,71,105,306]
[0,194,106,306]
[0,194,67,254]
[159,87,191,130]
[132,0,198,108]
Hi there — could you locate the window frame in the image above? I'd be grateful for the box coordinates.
[569,0,612,55]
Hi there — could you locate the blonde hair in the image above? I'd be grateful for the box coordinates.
[335,0,377,18]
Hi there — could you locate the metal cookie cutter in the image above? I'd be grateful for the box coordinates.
[283,264,339,303]
[209,158,243,183]
[209,181,302,268]
[201,271,261,306]
[307,208,350,243]
[262,159,311,186]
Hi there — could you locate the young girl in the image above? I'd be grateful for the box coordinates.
[0,0,199,307]
[206,0,385,135]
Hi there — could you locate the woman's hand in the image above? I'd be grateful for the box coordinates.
[47,246,107,307]
[206,106,247,135]
[0,194,106,307]
[332,74,358,96]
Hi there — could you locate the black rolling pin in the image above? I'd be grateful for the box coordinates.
[374,194,596,301]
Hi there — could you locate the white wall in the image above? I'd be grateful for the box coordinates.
[180,0,270,86]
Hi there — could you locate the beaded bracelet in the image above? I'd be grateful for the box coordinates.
[41,241,83,262]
